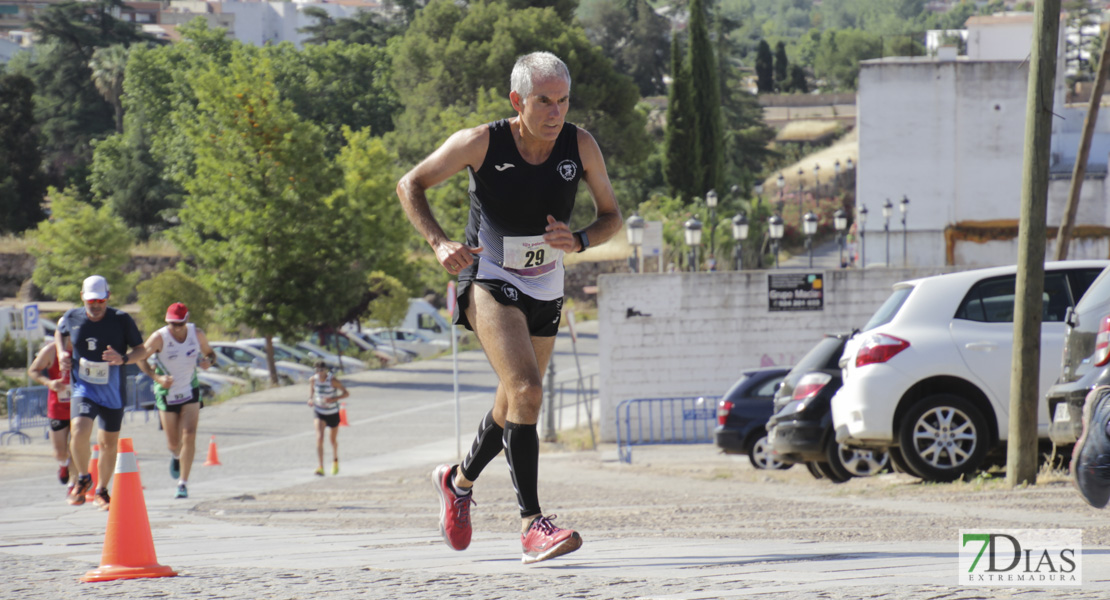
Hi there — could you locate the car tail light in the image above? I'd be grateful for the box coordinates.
[792,372,833,400]
[1095,316,1110,367]
[717,400,733,426]
[855,333,910,368]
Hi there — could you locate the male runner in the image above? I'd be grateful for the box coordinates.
[128,302,217,499]
[57,275,144,510]
[396,51,622,564]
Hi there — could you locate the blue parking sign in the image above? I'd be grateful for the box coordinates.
[23,304,38,330]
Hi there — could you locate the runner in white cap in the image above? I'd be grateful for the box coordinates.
[56,275,144,510]
[122,302,217,499]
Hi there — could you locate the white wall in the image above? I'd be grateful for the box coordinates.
[597,268,961,443]
[218,2,376,48]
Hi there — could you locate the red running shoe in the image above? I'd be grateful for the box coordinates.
[431,464,474,551]
[58,464,69,485]
[521,515,582,565]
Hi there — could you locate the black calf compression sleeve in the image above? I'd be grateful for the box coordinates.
[459,410,504,482]
[504,420,541,518]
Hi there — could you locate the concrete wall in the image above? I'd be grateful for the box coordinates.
[597,267,962,443]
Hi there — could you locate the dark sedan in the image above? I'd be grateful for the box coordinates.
[714,367,791,469]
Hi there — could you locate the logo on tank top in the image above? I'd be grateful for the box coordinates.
[501,284,520,302]
[495,163,516,172]
[557,160,578,181]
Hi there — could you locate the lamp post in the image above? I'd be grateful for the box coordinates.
[705,189,718,263]
[803,211,818,268]
[684,217,703,272]
[768,214,784,269]
[626,213,645,274]
[833,160,841,194]
[776,172,785,214]
[859,205,868,268]
[796,167,805,226]
[882,198,893,267]
[732,212,748,270]
[813,163,821,201]
[834,208,848,268]
[900,195,910,267]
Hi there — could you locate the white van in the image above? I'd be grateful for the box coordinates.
[402,299,458,343]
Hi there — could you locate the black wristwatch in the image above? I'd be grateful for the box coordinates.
[574,230,590,253]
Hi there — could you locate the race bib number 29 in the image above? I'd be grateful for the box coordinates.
[502,235,561,277]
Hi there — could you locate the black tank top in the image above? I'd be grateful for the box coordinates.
[460,118,583,300]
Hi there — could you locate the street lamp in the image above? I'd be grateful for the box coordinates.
[859,205,868,267]
[684,217,703,272]
[813,163,821,201]
[796,167,805,226]
[803,211,818,268]
[900,195,910,267]
[776,172,785,213]
[732,212,748,270]
[768,214,784,269]
[834,208,848,268]
[882,198,893,267]
[705,189,718,263]
[626,213,645,274]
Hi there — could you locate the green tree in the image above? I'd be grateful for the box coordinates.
[172,50,366,384]
[663,33,699,201]
[135,269,213,333]
[23,0,154,187]
[773,41,788,90]
[755,40,774,93]
[88,126,180,241]
[688,0,722,197]
[578,0,670,97]
[788,64,808,93]
[299,7,400,46]
[0,73,47,233]
[28,186,138,303]
[89,44,129,133]
[365,270,410,356]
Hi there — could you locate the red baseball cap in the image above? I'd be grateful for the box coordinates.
[165,302,189,323]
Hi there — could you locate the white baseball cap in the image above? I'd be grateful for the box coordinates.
[81,275,110,301]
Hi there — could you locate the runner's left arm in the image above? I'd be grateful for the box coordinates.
[195,329,218,370]
[543,128,623,253]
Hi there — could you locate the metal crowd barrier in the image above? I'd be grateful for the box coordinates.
[615,396,717,463]
[126,374,157,422]
[2,386,49,445]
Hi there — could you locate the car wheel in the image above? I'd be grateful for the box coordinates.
[805,462,825,480]
[748,433,792,470]
[898,393,989,482]
[835,443,890,477]
[887,446,918,476]
[816,438,853,483]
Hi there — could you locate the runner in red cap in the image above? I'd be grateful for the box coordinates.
[115,302,217,499]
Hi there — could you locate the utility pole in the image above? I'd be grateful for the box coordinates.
[1008,0,1060,487]
[1054,29,1110,259]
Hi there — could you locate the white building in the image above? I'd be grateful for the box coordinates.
[858,13,1110,267]
[212,0,385,49]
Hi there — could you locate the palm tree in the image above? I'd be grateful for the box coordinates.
[90,44,129,133]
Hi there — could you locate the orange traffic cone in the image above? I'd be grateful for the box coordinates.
[339,403,349,427]
[203,435,222,466]
[85,444,99,502]
[81,438,176,582]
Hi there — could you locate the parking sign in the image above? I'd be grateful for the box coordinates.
[22,303,39,330]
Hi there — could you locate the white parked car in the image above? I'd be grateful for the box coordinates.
[363,327,450,359]
[210,341,315,383]
[831,260,1109,482]
[237,338,367,373]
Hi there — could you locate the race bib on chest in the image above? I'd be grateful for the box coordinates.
[501,235,560,277]
[79,357,110,385]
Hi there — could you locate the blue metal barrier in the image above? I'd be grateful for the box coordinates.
[615,396,717,463]
[2,387,50,445]
[126,374,156,422]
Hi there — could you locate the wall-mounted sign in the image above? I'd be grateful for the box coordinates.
[768,273,824,312]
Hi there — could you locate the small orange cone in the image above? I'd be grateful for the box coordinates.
[81,438,176,582]
[85,445,99,502]
[339,403,349,427]
[203,435,222,466]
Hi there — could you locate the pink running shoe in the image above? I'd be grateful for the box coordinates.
[432,464,474,551]
[521,515,582,564]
